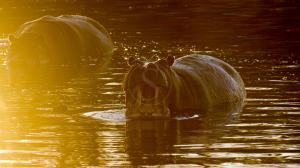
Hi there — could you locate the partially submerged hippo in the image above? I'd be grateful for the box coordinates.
[124,54,246,119]
[8,15,114,82]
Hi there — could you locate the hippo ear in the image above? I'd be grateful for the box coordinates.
[8,35,16,43]
[127,57,141,66]
[127,57,136,66]
[166,56,175,66]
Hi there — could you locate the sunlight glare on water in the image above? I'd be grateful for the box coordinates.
[0,0,300,167]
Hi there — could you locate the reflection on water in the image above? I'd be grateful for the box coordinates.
[0,1,300,167]
[126,103,243,164]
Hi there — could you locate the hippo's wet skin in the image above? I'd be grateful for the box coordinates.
[124,54,246,119]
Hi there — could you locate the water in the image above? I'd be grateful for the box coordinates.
[0,1,299,167]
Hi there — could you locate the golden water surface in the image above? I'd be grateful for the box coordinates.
[0,1,299,167]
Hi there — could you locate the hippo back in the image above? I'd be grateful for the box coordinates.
[170,54,246,111]
[13,15,113,65]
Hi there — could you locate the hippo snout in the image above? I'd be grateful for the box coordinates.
[127,104,170,119]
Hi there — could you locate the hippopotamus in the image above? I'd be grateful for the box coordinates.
[8,15,114,81]
[124,54,246,119]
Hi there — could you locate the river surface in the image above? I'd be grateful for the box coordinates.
[0,1,299,167]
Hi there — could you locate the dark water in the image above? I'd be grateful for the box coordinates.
[0,1,299,167]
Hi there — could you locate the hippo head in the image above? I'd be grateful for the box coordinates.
[8,33,49,81]
[124,56,175,119]
[8,33,48,66]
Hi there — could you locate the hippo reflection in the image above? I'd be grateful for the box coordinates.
[124,54,246,119]
[125,102,243,164]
